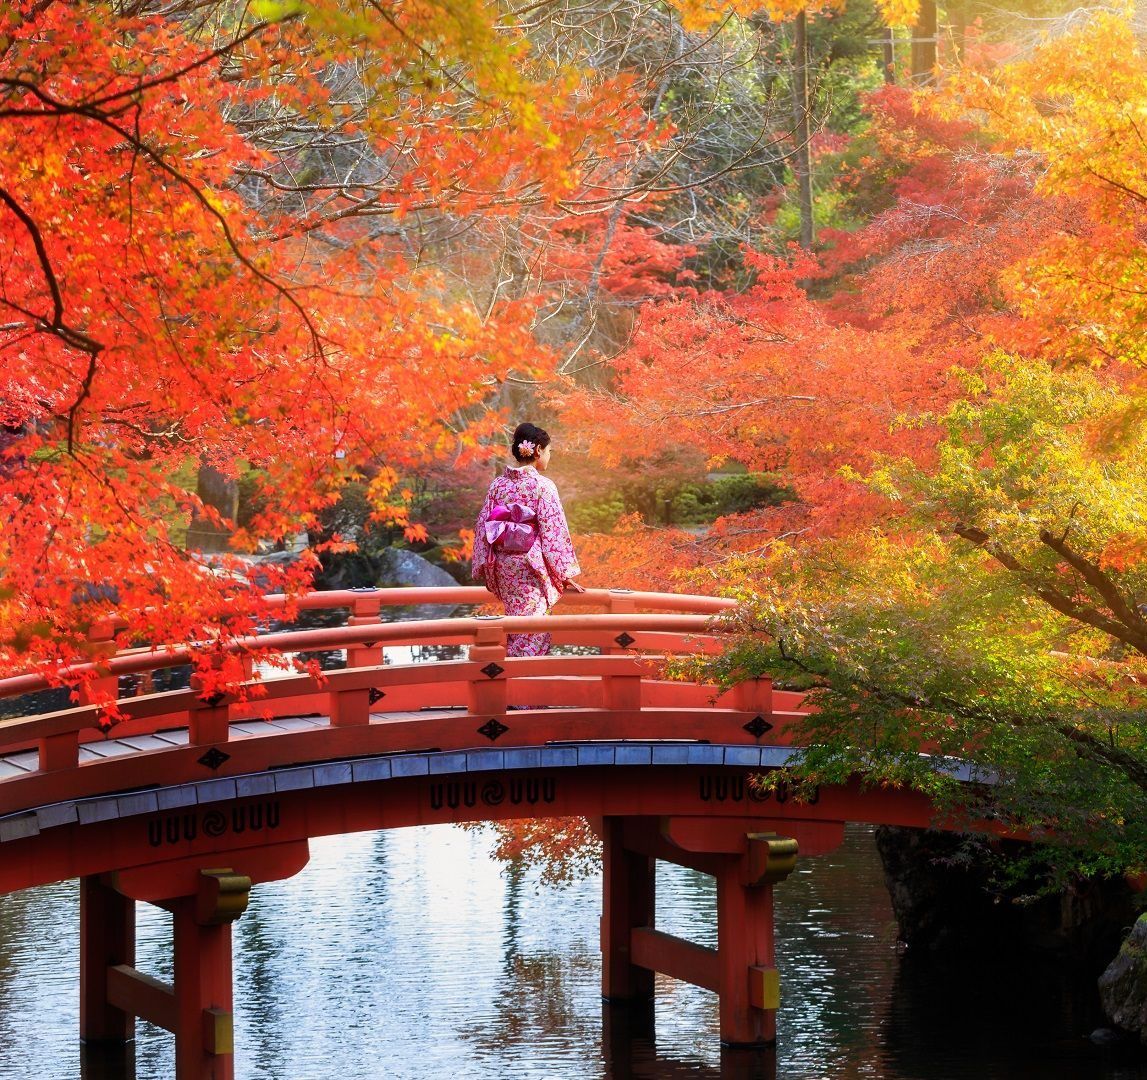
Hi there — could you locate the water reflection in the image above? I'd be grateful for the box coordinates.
[1,825,1145,1079]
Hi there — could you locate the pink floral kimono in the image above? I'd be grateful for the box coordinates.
[472,466,580,656]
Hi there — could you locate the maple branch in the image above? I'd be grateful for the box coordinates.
[0,70,329,363]
[1082,166,1147,205]
[0,188,64,334]
[101,417,197,445]
[0,19,283,115]
[1037,528,1147,637]
[687,396,817,416]
[363,0,494,106]
[769,631,1147,793]
[0,184,107,451]
[954,524,1147,656]
[92,112,327,362]
[558,127,794,208]
[1080,271,1147,297]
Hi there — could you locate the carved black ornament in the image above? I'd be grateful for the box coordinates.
[614,632,636,648]
[480,662,505,680]
[478,718,509,742]
[743,715,774,739]
[430,777,554,810]
[148,800,280,848]
[368,687,386,705]
[198,747,231,771]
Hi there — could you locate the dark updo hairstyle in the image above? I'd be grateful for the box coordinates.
[511,422,550,463]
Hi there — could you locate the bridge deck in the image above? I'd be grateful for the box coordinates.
[0,710,810,844]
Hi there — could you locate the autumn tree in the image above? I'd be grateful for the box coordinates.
[688,10,1147,875]
[0,0,674,686]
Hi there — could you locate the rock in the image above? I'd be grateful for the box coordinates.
[874,826,1137,971]
[875,826,984,954]
[377,547,456,588]
[1099,915,1147,1044]
[375,547,462,620]
[1089,1027,1125,1046]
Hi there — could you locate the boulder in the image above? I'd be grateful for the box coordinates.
[375,547,463,620]
[1100,915,1147,1043]
[875,826,1137,971]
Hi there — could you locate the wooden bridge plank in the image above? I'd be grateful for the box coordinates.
[228,721,285,737]
[2,751,37,771]
[80,740,142,759]
[151,730,190,746]
[117,735,186,752]
[262,717,325,732]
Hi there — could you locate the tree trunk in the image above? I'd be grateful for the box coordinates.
[911,0,938,83]
[791,11,815,252]
[186,461,238,553]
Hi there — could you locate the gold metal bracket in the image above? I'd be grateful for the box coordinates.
[195,868,252,925]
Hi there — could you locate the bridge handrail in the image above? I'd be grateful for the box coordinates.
[0,651,698,741]
[0,609,734,701]
[263,586,735,616]
[0,587,734,697]
[0,605,765,783]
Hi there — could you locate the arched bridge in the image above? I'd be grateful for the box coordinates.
[0,588,983,1079]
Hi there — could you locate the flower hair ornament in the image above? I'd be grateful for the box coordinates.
[517,439,537,459]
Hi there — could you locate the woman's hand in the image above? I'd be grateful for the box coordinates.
[563,579,586,593]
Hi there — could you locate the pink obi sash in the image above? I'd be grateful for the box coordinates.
[485,502,537,555]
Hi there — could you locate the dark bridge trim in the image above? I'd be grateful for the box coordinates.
[0,740,990,846]
[0,742,797,843]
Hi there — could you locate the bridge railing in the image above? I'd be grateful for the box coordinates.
[263,585,735,616]
[0,587,732,698]
[0,589,772,787]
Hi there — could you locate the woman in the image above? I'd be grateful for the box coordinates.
[472,422,584,657]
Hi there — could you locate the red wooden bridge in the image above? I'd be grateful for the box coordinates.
[0,587,976,1079]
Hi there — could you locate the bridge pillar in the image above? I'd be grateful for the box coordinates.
[79,842,310,1080]
[79,620,120,711]
[80,875,136,1043]
[468,619,507,715]
[347,594,383,668]
[600,817,797,1048]
[170,881,244,1080]
[600,816,655,1002]
[717,854,780,1046]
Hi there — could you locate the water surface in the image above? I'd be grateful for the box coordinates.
[0,824,1142,1079]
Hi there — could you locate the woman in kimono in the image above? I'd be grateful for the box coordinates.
[472,422,584,656]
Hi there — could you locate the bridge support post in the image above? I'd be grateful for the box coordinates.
[600,816,655,1002]
[601,817,797,1048]
[468,620,507,715]
[81,870,249,1080]
[717,857,779,1046]
[170,880,244,1080]
[337,594,384,725]
[80,875,136,1043]
[347,594,383,668]
[79,620,120,709]
[80,842,309,1080]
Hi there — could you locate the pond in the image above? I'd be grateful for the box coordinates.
[0,823,1143,1079]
